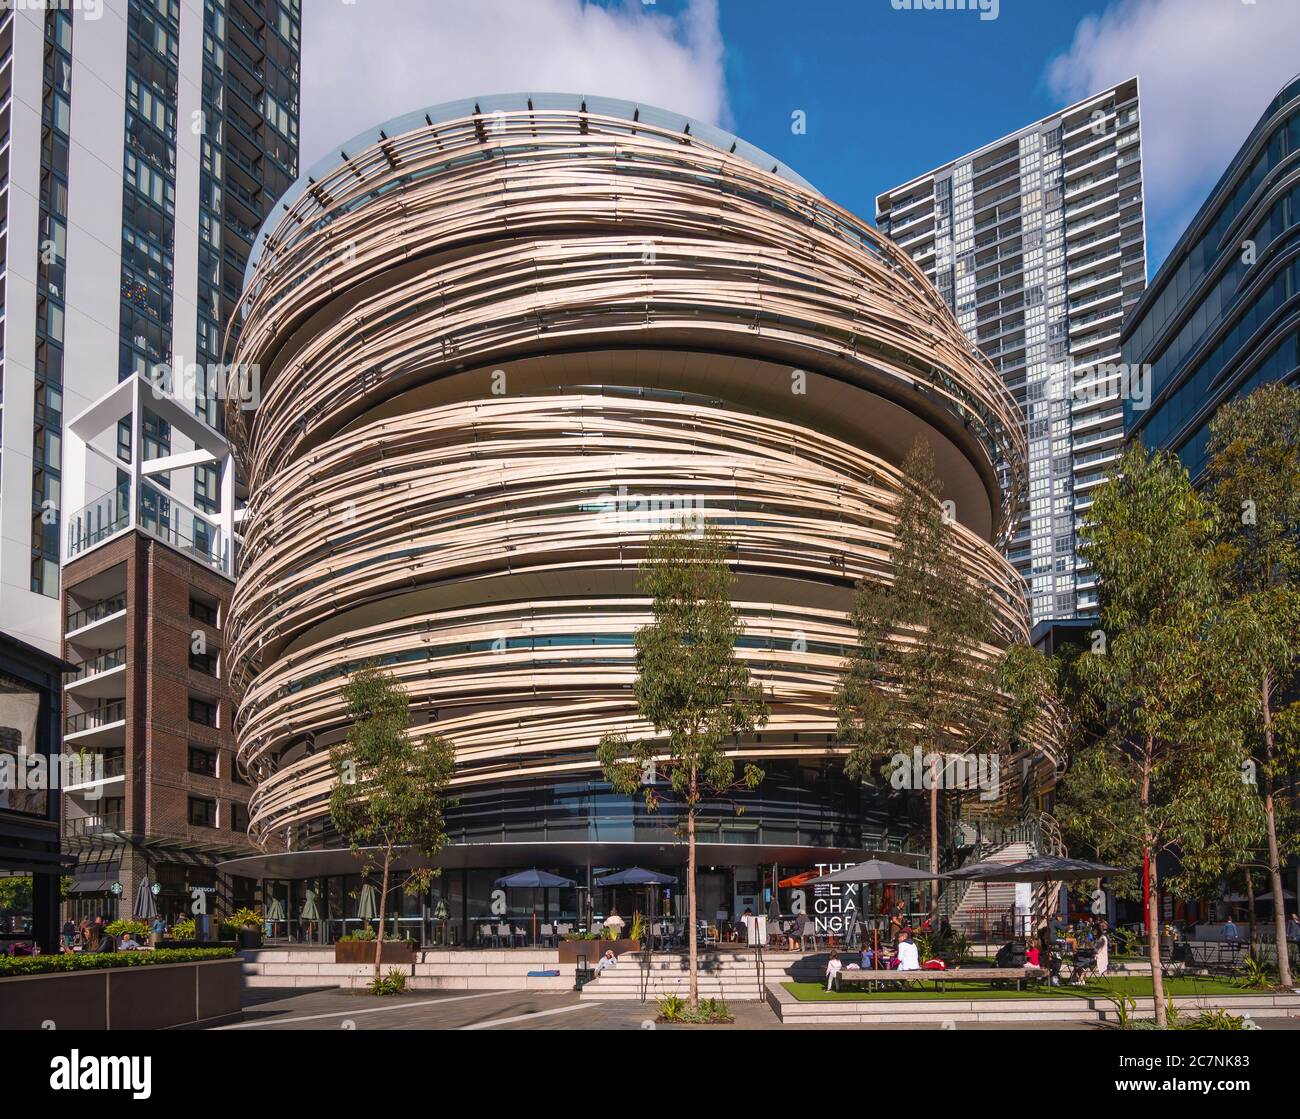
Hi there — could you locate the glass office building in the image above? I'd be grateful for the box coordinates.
[1123,75,1300,474]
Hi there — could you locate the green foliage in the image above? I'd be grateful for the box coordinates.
[104,919,149,940]
[1095,981,1137,1029]
[329,665,457,973]
[227,907,262,928]
[1205,382,1300,986]
[0,876,33,913]
[1064,444,1262,1024]
[629,912,645,942]
[834,439,1046,870]
[1238,954,1275,990]
[0,947,234,977]
[171,918,196,940]
[597,524,769,811]
[655,993,732,1023]
[1184,1008,1248,1030]
[329,665,457,874]
[337,929,377,942]
[367,968,408,996]
[596,523,768,1006]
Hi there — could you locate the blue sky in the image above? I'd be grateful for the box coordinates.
[718,0,1107,220]
[305,0,1300,277]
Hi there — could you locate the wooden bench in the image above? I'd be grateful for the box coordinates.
[831,966,1048,993]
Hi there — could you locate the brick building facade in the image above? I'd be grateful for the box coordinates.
[61,529,257,925]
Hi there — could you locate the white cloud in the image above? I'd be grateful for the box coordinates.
[299,0,729,171]
[1046,0,1300,262]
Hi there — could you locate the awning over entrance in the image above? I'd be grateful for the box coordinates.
[218,840,925,880]
[67,876,116,894]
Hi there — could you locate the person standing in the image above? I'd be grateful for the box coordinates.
[825,950,843,991]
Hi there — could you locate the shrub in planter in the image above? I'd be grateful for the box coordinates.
[104,919,149,941]
[172,918,196,940]
[0,947,234,977]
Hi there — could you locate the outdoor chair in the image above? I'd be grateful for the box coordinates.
[1071,945,1099,983]
[539,923,555,947]
[512,925,528,947]
[557,922,573,938]
[495,922,513,947]
[479,923,500,948]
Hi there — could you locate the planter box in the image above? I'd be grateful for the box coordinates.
[237,928,262,950]
[558,938,639,963]
[334,940,417,965]
[0,958,242,1030]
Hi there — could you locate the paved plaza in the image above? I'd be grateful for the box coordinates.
[222,985,1300,1031]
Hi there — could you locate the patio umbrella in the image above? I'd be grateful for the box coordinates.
[595,868,678,952]
[265,895,285,922]
[808,859,942,960]
[593,868,677,886]
[133,880,157,921]
[495,870,577,945]
[356,882,378,937]
[947,856,1128,965]
[301,888,321,944]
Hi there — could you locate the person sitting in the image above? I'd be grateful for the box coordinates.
[896,931,921,971]
[119,932,141,951]
[1025,941,1041,968]
[594,949,617,973]
[825,950,843,991]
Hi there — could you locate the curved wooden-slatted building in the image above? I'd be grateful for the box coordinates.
[220,94,1043,933]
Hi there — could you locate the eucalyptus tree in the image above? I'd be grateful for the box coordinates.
[836,437,1040,890]
[329,665,457,979]
[1205,382,1300,985]
[598,522,768,1008]
[1073,445,1254,1024]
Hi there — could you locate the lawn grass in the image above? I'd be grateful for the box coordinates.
[784,975,1254,1002]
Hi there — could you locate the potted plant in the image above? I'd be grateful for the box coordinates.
[226,907,264,949]
[334,929,418,965]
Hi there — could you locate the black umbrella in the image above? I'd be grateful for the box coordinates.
[947,856,1128,964]
[946,856,1127,882]
[807,860,941,961]
[594,868,678,952]
[594,868,677,886]
[495,870,578,945]
[806,859,941,885]
[133,880,157,922]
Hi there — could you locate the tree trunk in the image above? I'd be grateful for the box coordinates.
[1147,854,1166,1028]
[687,802,699,1009]
[375,855,391,981]
[1245,867,1257,950]
[930,758,941,914]
[1261,671,1292,986]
